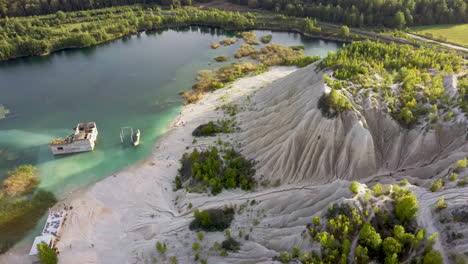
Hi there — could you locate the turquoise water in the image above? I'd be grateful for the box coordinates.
[0,27,343,198]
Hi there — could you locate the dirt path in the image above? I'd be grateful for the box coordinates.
[407,33,468,52]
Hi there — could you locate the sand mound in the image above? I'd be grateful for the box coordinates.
[239,62,468,184]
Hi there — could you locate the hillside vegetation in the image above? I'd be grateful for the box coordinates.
[320,40,465,127]
[274,182,444,264]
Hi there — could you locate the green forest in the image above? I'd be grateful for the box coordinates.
[320,40,465,127]
[0,7,256,60]
[229,0,468,28]
[0,0,466,28]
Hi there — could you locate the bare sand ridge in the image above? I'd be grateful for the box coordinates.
[1,64,467,264]
[239,63,468,185]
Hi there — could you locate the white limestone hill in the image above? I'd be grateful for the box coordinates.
[238,62,468,186]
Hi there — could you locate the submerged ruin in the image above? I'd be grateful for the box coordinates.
[49,122,98,155]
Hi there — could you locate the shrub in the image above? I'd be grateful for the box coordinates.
[430,179,443,192]
[239,31,259,45]
[190,208,235,232]
[37,242,57,264]
[435,197,447,210]
[156,241,167,254]
[221,237,240,252]
[382,237,402,256]
[449,173,458,181]
[340,25,350,38]
[349,181,359,194]
[358,223,382,252]
[2,165,39,197]
[400,179,409,186]
[260,34,272,44]
[192,242,200,251]
[197,232,204,241]
[286,55,321,67]
[292,247,301,258]
[177,147,256,195]
[278,251,292,263]
[320,89,353,114]
[455,158,467,170]
[373,184,388,196]
[313,216,321,226]
[234,44,258,58]
[170,257,178,264]
[214,56,229,62]
[423,250,443,264]
[220,38,236,46]
[395,194,419,223]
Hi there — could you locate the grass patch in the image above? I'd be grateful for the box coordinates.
[411,24,468,47]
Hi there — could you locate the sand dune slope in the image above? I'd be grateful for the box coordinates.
[239,63,468,184]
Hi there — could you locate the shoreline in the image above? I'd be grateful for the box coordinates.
[0,23,349,62]
[0,66,298,263]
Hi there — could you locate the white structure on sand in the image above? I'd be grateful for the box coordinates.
[29,210,67,256]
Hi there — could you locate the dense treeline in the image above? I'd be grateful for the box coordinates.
[320,40,464,126]
[0,0,194,17]
[0,7,255,60]
[230,0,468,28]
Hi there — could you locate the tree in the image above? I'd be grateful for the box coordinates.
[340,25,350,38]
[37,242,57,264]
[423,250,443,264]
[349,181,359,194]
[55,11,66,20]
[393,11,406,29]
[455,158,467,170]
[382,237,402,256]
[358,223,382,251]
[354,245,369,264]
[395,195,419,222]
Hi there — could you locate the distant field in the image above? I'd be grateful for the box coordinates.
[411,24,468,47]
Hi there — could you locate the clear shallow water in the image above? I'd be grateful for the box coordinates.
[0,27,343,199]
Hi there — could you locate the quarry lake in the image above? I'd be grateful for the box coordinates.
[0,27,342,198]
